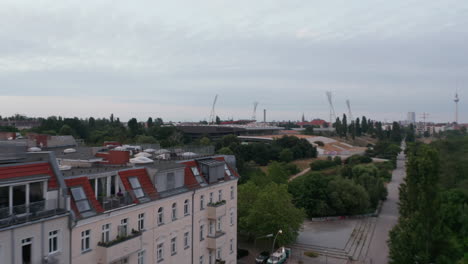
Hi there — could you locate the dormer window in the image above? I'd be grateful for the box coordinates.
[191,167,200,177]
[71,187,91,213]
[129,177,145,199]
[224,164,232,177]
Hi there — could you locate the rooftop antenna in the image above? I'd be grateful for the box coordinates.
[454,90,460,124]
[326,91,336,127]
[346,99,353,121]
[209,94,218,125]
[251,101,259,121]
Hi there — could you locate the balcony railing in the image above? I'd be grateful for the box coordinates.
[207,231,226,249]
[207,200,226,219]
[96,229,143,263]
[0,199,66,228]
[98,192,134,211]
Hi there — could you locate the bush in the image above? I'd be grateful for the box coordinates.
[345,155,372,165]
[310,160,336,171]
[304,251,319,258]
[333,156,342,165]
[314,141,325,147]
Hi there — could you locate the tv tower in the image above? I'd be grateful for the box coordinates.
[454,91,460,124]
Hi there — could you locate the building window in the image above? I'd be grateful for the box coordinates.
[167,172,175,189]
[184,232,189,249]
[217,217,222,231]
[199,255,204,264]
[209,221,214,236]
[138,213,145,231]
[172,203,177,221]
[101,224,111,243]
[230,239,234,253]
[81,230,91,252]
[22,238,33,264]
[138,250,145,264]
[200,195,205,210]
[217,248,221,260]
[224,164,232,177]
[119,218,128,237]
[158,207,164,225]
[191,167,200,177]
[129,177,145,199]
[71,187,92,214]
[157,243,164,262]
[230,211,234,226]
[218,190,222,201]
[230,186,234,200]
[184,199,190,216]
[209,250,213,264]
[200,225,204,241]
[171,237,177,255]
[209,192,213,204]
[48,230,59,254]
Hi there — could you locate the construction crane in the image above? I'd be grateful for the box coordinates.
[346,99,353,121]
[326,91,336,126]
[209,94,218,125]
[251,102,259,121]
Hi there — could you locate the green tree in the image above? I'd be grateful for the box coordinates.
[245,183,305,245]
[389,144,457,263]
[59,124,74,135]
[199,137,211,146]
[215,116,221,124]
[342,114,348,137]
[361,116,368,134]
[135,135,157,144]
[147,117,153,128]
[218,147,234,155]
[279,148,294,163]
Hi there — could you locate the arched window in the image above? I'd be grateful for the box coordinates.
[184,199,190,216]
[172,203,177,221]
[158,207,164,225]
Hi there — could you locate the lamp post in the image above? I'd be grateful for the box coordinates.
[254,233,273,250]
[271,230,283,256]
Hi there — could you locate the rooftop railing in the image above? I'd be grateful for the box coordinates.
[98,192,134,211]
[0,199,67,228]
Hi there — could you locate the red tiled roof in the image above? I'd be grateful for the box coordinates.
[65,177,104,215]
[0,162,59,190]
[181,160,202,190]
[118,168,158,203]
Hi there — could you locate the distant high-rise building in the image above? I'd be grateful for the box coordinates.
[407,112,416,124]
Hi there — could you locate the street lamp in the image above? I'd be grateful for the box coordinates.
[271,230,283,256]
[254,233,273,249]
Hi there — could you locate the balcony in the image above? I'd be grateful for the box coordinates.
[97,230,142,263]
[98,192,134,212]
[206,231,226,249]
[207,200,226,219]
[0,199,67,229]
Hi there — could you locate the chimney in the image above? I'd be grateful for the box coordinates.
[263,109,266,123]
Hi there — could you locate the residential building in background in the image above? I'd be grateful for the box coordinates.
[0,140,239,264]
[0,142,70,264]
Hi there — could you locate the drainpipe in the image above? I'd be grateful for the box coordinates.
[191,189,195,264]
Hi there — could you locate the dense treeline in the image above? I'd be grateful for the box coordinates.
[334,114,403,142]
[215,134,317,177]
[27,115,188,147]
[289,155,391,218]
[389,134,468,264]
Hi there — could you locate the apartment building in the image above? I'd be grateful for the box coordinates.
[60,147,238,264]
[0,143,70,264]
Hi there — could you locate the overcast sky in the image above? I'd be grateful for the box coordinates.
[1,0,467,123]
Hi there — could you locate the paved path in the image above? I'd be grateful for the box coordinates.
[364,145,406,263]
[289,167,311,182]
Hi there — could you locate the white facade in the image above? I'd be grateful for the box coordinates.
[70,178,237,264]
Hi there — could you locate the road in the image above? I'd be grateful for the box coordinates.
[365,145,406,263]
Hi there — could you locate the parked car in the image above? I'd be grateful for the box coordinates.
[267,247,291,264]
[255,251,270,263]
